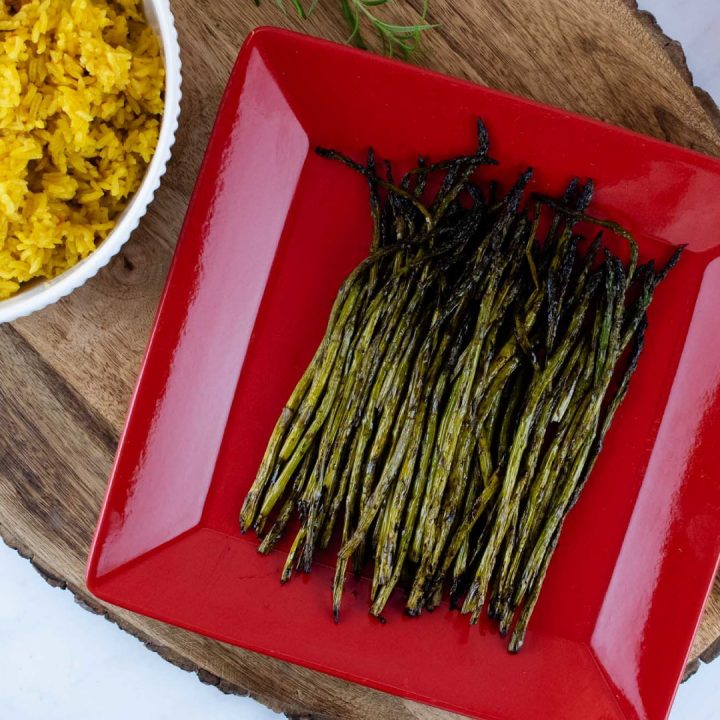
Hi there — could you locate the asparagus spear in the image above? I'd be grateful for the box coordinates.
[238,124,683,654]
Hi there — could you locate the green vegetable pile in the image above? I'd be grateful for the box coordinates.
[240,120,682,651]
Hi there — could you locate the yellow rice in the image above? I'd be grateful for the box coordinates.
[0,0,164,299]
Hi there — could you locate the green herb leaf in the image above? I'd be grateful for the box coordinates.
[263,0,436,57]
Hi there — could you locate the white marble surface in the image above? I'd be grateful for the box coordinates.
[0,547,280,720]
[639,0,720,102]
[1,2,719,719]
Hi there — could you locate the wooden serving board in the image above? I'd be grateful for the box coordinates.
[1,0,719,716]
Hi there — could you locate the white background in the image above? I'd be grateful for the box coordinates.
[1,1,719,718]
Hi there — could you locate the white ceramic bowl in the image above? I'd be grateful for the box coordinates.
[0,0,182,323]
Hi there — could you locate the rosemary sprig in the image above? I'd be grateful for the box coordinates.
[341,0,435,57]
[269,0,436,57]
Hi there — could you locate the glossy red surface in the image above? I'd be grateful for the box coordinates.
[87,28,720,720]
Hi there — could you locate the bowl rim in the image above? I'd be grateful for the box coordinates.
[0,0,183,324]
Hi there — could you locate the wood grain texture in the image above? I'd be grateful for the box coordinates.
[0,1,719,717]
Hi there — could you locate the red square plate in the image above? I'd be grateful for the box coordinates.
[87,27,720,720]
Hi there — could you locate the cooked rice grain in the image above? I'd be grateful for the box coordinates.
[0,0,164,299]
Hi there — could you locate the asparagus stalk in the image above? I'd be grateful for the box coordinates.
[238,123,683,654]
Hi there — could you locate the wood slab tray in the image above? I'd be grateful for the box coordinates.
[1,1,719,717]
